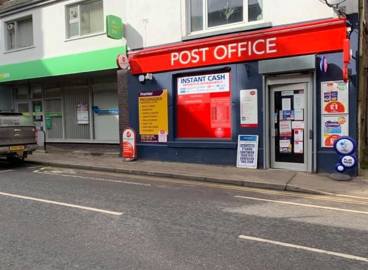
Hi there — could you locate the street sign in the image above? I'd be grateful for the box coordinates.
[106,15,123,39]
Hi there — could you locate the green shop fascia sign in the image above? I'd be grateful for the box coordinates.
[0,46,126,83]
[106,15,124,40]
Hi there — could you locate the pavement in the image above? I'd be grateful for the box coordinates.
[25,149,368,198]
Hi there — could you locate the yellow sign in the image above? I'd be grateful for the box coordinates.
[138,89,168,142]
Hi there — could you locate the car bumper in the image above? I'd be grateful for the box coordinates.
[0,144,38,155]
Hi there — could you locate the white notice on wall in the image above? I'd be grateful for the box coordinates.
[294,141,304,154]
[77,104,89,125]
[240,89,258,128]
[237,135,258,169]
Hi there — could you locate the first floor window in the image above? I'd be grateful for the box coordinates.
[189,0,262,33]
[66,0,104,38]
[176,72,232,139]
[5,16,33,50]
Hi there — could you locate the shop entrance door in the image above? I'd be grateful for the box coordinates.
[270,83,309,171]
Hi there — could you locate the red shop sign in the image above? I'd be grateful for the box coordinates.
[129,18,347,75]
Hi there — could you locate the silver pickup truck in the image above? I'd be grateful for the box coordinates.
[0,112,38,162]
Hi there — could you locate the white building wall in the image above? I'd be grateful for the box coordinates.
[0,0,125,65]
[125,0,359,50]
[0,0,359,65]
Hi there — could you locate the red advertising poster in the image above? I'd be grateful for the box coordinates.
[122,128,137,161]
[176,72,231,139]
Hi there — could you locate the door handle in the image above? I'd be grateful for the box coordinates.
[309,130,313,140]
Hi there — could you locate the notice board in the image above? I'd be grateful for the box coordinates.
[138,89,168,143]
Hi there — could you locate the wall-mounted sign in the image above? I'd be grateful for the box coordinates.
[129,18,347,75]
[322,115,349,148]
[122,128,136,161]
[92,106,119,115]
[240,89,258,128]
[77,103,89,124]
[138,89,168,143]
[237,135,258,169]
[106,15,124,39]
[177,73,229,95]
[321,81,349,114]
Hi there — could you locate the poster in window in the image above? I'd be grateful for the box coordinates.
[176,72,231,139]
[322,114,349,148]
[240,89,258,128]
[77,103,89,124]
[138,89,168,143]
[321,81,349,114]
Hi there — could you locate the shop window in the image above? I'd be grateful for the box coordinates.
[5,16,33,50]
[176,72,232,139]
[31,85,42,99]
[15,86,29,100]
[66,0,104,38]
[188,0,262,34]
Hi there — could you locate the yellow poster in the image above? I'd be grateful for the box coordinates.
[138,89,168,142]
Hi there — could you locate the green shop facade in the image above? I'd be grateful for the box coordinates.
[0,46,124,144]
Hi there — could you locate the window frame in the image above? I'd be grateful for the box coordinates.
[65,0,105,40]
[4,15,34,51]
[186,0,263,36]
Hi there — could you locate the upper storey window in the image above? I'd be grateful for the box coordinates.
[5,16,33,51]
[189,0,262,33]
[66,0,104,38]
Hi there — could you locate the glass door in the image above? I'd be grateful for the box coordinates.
[270,83,308,171]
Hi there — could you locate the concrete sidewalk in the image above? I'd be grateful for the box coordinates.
[27,151,368,198]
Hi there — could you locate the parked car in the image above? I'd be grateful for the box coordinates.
[0,112,38,162]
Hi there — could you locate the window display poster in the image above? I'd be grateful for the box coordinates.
[321,81,349,114]
[280,139,292,153]
[237,135,258,169]
[139,89,169,143]
[279,121,292,137]
[322,114,349,148]
[177,73,231,139]
[77,103,89,124]
[240,89,258,128]
[177,73,230,95]
[294,141,304,154]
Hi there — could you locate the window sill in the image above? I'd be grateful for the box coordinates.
[182,21,272,41]
[65,31,106,42]
[3,45,35,54]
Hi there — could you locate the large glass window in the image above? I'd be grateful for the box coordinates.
[5,16,33,50]
[188,0,262,34]
[176,72,232,139]
[66,0,104,38]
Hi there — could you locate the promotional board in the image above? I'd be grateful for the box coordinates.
[122,128,136,161]
[321,114,349,148]
[176,73,231,139]
[321,81,349,114]
[240,89,258,128]
[138,89,168,143]
[236,135,258,169]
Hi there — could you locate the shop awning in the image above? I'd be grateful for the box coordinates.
[0,46,125,83]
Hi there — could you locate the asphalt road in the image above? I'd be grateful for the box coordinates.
[0,162,368,270]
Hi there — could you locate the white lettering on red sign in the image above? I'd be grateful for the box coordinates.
[170,37,278,66]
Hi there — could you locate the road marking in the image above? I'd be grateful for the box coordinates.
[0,169,14,173]
[33,169,151,187]
[0,191,123,216]
[238,235,368,263]
[235,195,368,215]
